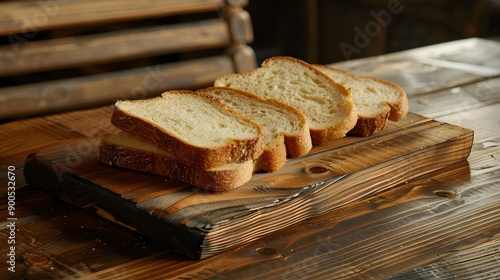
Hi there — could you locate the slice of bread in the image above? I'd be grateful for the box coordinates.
[214,56,357,145]
[314,65,409,136]
[111,90,264,169]
[98,132,254,191]
[198,87,312,172]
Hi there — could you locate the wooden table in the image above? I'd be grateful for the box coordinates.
[1,37,499,279]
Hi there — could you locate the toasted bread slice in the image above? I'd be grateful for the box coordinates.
[111,90,263,169]
[198,87,312,172]
[314,65,409,136]
[98,132,254,191]
[214,56,357,145]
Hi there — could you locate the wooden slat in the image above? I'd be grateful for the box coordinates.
[0,55,235,120]
[0,19,229,76]
[0,0,225,36]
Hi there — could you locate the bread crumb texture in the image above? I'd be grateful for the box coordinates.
[199,87,303,146]
[216,57,354,130]
[116,94,260,148]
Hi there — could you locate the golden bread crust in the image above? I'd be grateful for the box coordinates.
[314,65,408,136]
[199,87,312,173]
[111,92,264,169]
[97,133,254,191]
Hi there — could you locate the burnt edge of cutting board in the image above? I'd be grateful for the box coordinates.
[23,114,474,259]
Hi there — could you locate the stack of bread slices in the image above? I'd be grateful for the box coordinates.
[98,56,408,191]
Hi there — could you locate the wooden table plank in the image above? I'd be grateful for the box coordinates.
[0,195,169,279]
[0,106,117,187]
[387,237,500,279]
[435,102,500,143]
[408,77,500,118]
[77,145,500,279]
[332,38,500,96]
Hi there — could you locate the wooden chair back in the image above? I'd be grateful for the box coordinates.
[0,0,256,120]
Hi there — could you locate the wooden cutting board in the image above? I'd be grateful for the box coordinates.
[23,113,473,259]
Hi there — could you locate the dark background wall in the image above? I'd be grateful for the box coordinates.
[246,0,500,64]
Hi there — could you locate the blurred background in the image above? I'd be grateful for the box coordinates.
[247,0,500,64]
[0,0,499,120]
